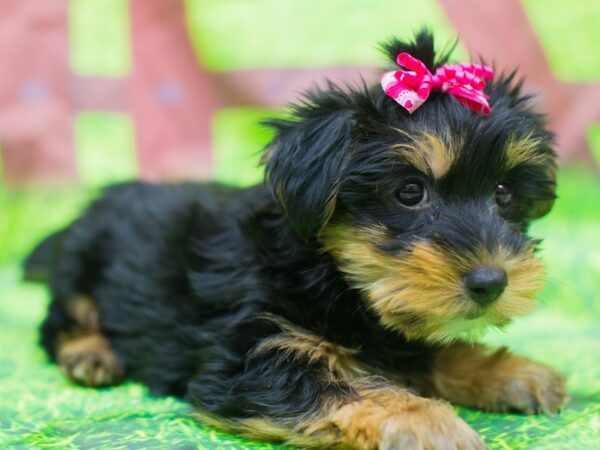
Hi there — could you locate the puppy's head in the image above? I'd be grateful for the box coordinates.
[263,31,557,343]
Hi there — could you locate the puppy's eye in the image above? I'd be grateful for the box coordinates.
[396,180,428,207]
[495,182,513,206]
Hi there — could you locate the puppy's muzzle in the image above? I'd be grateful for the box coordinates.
[431,200,532,306]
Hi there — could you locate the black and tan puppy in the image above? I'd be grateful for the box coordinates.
[26,32,566,449]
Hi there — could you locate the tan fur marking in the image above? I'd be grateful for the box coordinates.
[65,295,99,331]
[504,132,553,171]
[254,316,367,380]
[194,409,326,449]
[322,188,339,230]
[321,224,545,343]
[430,343,568,414]
[392,130,460,179]
[504,132,557,218]
[196,380,484,449]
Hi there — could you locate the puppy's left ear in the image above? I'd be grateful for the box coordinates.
[262,90,357,237]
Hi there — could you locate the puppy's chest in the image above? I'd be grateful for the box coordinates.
[357,342,435,378]
[312,327,436,384]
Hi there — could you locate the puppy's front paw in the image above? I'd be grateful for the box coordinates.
[379,401,486,450]
[494,360,567,415]
[433,345,568,416]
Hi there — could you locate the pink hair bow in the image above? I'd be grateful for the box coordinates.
[381,52,494,115]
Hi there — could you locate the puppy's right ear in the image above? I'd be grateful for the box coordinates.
[262,89,357,237]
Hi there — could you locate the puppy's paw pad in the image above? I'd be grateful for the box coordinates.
[379,402,486,450]
[497,363,568,414]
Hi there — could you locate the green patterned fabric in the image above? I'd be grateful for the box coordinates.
[0,169,599,449]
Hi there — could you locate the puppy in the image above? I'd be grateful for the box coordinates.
[26,31,566,449]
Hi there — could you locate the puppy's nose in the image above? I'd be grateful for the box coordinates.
[464,266,507,306]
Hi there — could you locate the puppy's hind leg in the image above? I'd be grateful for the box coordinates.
[43,295,124,387]
[58,332,123,387]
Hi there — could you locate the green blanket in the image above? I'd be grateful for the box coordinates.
[1,169,599,449]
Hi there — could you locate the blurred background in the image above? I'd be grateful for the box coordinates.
[0,1,598,449]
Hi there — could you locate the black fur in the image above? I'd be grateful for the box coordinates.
[28,31,557,441]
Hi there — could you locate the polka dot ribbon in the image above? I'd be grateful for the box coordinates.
[381,52,494,115]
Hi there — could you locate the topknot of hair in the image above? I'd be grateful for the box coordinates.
[379,29,455,73]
